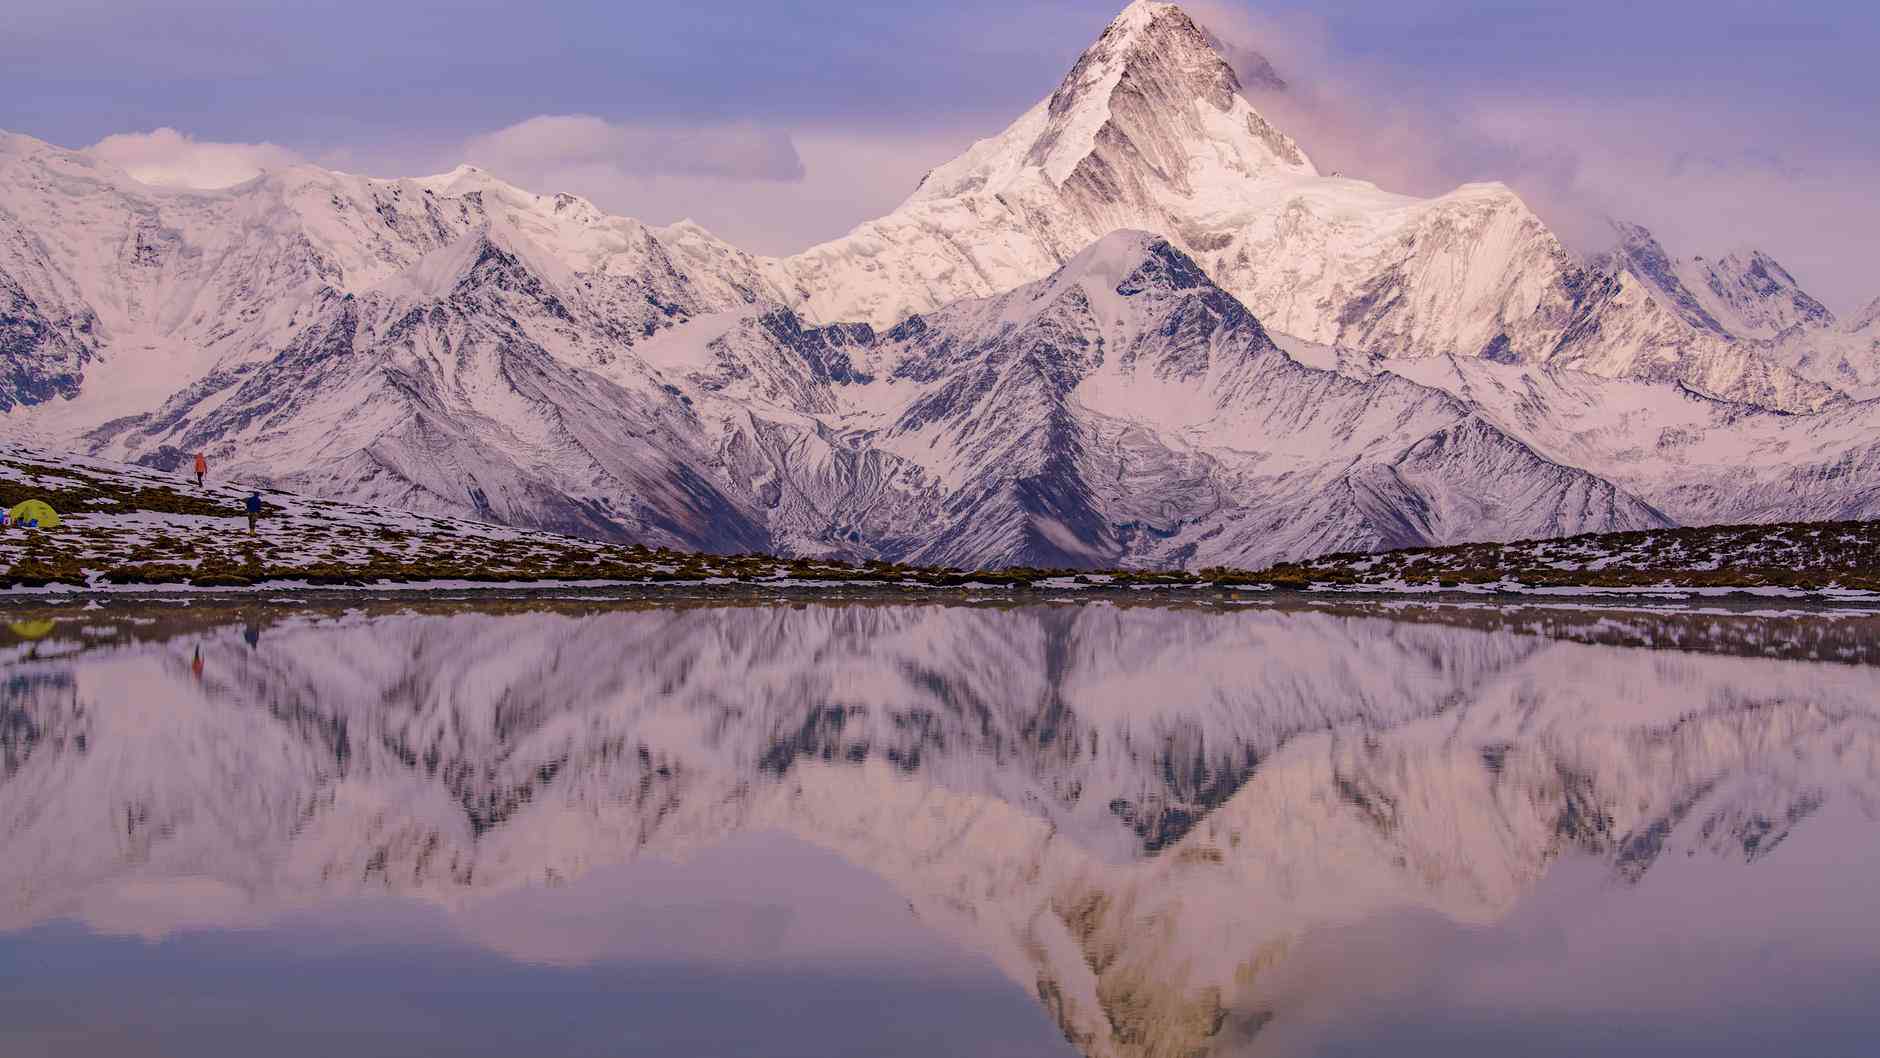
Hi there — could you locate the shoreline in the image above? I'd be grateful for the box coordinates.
[8,444,1880,609]
[3,575,1877,613]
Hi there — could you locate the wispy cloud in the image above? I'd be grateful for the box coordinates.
[86,127,302,189]
[1187,0,1880,312]
[463,115,806,185]
[448,118,967,256]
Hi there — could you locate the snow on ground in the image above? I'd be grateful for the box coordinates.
[4,443,1876,601]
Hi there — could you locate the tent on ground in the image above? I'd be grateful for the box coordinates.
[6,499,61,528]
[7,619,56,640]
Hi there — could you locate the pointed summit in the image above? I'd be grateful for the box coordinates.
[987,229,1267,349]
[1026,1,1314,185]
[1699,247,1836,335]
[1605,220,1837,340]
[1602,219,1730,335]
[905,1,1311,207]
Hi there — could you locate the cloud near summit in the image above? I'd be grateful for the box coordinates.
[77,114,861,257]
[463,115,806,185]
[1183,0,1880,314]
[86,128,304,189]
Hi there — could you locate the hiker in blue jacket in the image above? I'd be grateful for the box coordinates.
[245,492,262,534]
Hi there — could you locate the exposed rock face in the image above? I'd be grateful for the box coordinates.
[627,232,1665,568]
[0,266,92,412]
[16,218,1669,566]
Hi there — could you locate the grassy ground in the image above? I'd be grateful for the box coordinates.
[4,445,1879,595]
[1253,522,1880,593]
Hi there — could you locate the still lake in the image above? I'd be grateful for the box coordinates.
[2,594,1877,1057]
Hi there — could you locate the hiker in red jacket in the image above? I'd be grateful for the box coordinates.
[193,452,208,487]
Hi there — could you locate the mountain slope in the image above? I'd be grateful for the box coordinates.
[669,232,1669,567]
[62,227,1659,568]
[85,224,771,549]
[1382,355,1880,527]
[1855,297,1880,335]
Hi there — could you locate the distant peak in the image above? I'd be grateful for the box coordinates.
[1607,218,1662,251]
[1049,231,1225,302]
[1065,230,1171,278]
[411,163,488,193]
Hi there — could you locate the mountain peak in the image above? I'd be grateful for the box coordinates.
[1055,229,1208,295]
[371,218,576,307]
[990,230,1268,356]
[1705,247,1836,333]
[891,0,1312,221]
[996,1,1312,188]
[1603,219,1838,339]
[411,163,496,196]
[1109,0,1182,34]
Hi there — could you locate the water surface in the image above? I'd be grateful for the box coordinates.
[3,595,1877,1057]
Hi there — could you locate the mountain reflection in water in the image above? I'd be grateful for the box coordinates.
[2,596,1878,1057]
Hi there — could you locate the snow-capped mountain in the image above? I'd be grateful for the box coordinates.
[0,134,778,427]
[838,232,1664,568]
[1781,292,1880,396]
[1,0,1877,566]
[640,231,1660,567]
[5,602,1875,1056]
[11,205,1669,564]
[1601,221,1837,342]
[1599,220,1880,399]
[769,2,1842,413]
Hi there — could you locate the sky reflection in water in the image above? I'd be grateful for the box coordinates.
[1,596,1877,1057]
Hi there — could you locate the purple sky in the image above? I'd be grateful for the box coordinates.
[7,0,1877,309]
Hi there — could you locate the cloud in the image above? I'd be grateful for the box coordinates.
[86,127,303,189]
[442,116,968,257]
[1185,1,1880,313]
[280,111,968,258]
[463,114,805,185]
[580,128,970,255]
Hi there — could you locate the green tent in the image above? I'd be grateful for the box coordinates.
[6,499,61,528]
[7,619,56,640]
